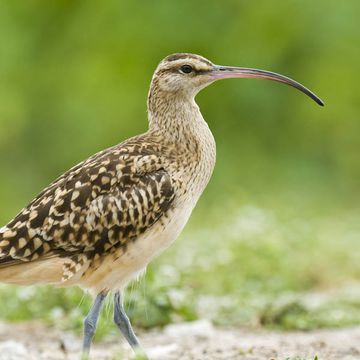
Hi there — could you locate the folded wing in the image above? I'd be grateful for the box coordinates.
[0,140,175,282]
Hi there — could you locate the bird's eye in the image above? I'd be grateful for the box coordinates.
[180,65,193,74]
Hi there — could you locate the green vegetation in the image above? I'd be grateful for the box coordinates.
[0,0,359,337]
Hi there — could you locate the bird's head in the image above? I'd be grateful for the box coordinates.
[151,53,216,97]
[150,53,324,106]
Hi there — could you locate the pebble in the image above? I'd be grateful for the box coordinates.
[148,343,179,358]
[164,319,215,339]
[0,341,27,359]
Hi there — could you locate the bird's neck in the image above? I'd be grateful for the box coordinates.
[147,88,207,142]
[147,86,216,197]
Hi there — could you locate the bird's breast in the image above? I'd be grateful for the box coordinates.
[79,201,194,293]
[79,115,216,294]
[175,121,216,199]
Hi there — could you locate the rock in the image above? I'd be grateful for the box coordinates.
[59,332,79,353]
[147,343,178,358]
[0,341,27,359]
[164,319,215,339]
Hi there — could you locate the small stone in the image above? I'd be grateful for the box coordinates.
[164,319,215,339]
[147,343,178,358]
[59,332,79,353]
[0,340,27,356]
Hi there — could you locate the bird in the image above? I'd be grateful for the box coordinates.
[0,53,323,359]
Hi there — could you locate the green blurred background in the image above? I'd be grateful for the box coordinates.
[0,0,359,336]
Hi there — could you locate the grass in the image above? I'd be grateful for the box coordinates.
[0,175,359,337]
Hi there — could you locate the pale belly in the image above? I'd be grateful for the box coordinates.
[78,201,194,294]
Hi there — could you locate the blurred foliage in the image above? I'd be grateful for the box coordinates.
[0,0,359,334]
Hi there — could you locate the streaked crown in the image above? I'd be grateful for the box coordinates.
[150,53,215,96]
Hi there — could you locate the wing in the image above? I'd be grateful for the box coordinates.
[0,138,175,280]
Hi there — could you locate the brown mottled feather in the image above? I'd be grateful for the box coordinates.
[0,133,175,281]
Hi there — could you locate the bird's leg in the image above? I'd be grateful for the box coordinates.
[82,290,107,359]
[113,291,147,358]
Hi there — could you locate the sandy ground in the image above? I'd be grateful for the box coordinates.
[0,320,359,360]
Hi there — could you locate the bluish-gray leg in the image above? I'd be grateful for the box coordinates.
[82,291,107,359]
[113,291,147,358]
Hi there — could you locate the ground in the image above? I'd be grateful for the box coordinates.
[0,320,359,360]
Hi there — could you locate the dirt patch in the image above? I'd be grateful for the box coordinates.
[0,320,359,359]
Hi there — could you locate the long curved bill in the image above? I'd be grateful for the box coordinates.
[211,65,324,106]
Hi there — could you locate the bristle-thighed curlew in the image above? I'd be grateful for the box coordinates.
[0,53,323,358]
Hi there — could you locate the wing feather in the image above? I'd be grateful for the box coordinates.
[0,139,175,281]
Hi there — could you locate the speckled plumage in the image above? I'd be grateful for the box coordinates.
[0,53,216,294]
